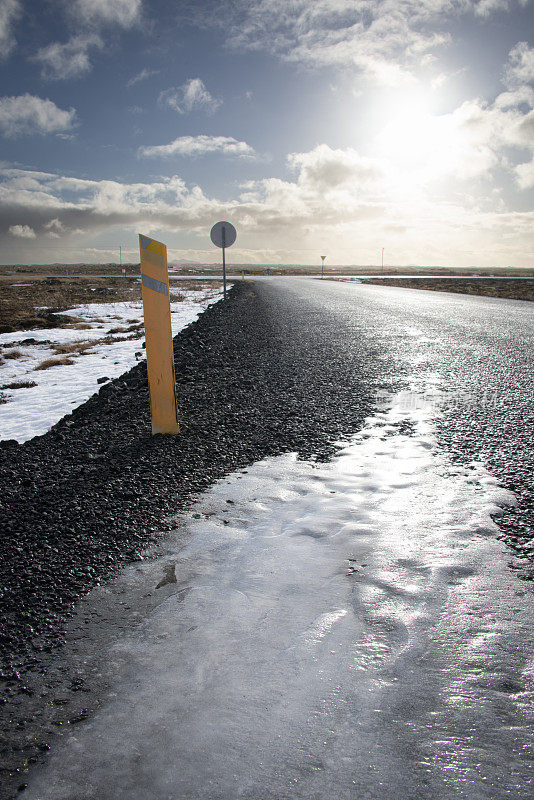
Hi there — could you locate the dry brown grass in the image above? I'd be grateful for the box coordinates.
[107,323,143,334]
[102,333,142,343]
[0,276,142,334]
[3,349,24,359]
[35,356,76,370]
[169,282,223,304]
[107,325,129,334]
[52,340,96,356]
[364,278,534,301]
[0,273,220,335]
[0,264,140,277]
[49,331,143,358]
[0,380,38,390]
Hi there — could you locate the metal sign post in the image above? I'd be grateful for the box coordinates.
[210,221,237,299]
[321,255,326,279]
[222,225,226,298]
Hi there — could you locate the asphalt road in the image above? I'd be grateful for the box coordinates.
[257,277,534,571]
[2,278,533,798]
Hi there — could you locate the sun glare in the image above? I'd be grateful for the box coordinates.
[373,88,457,184]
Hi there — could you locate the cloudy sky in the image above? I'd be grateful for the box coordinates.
[1,0,533,266]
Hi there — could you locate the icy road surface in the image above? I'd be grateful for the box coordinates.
[24,396,534,800]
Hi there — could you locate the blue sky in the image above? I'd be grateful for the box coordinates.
[0,0,533,266]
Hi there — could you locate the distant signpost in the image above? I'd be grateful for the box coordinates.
[210,221,237,300]
[321,255,326,279]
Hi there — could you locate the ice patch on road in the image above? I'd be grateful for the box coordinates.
[0,288,222,442]
[24,398,534,800]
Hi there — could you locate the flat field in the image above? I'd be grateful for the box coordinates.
[0,269,221,334]
[363,277,534,301]
[0,271,223,439]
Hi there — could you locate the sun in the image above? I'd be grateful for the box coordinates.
[372,87,455,183]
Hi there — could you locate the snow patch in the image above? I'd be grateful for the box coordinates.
[0,289,222,442]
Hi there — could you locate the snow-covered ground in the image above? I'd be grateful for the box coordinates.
[0,287,222,442]
[23,395,534,800]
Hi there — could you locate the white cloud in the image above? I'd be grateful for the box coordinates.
[37,1,142,77]
[33,35,104,80]
[459,97,534,181]
[372,94,534,191]
[0,159,532,267]
[474,0,513,16]
[288,144,382,192]
[431,100,505,179]
[159,79,221,115]
[0,0,21,59]
[0,168,214,241]
[452,43,534,189]
[515,158,534,189]
[127,67,159,87]
[222,1,526,85]
[360,39,534,193]
[505,42,534,88]
[69,0,142,28]
[44,217,66,234]
[139,135,255,158]
[495,85,534,110]
[0,94,76,136]
[9,224,36,238]
[2,38,534,262]
[237,146,387,231]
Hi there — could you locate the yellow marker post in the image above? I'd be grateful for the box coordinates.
[139,234,179,435]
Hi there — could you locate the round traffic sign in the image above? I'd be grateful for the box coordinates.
[210,221,237,249]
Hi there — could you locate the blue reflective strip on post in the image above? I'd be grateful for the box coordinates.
[142,274,168,295]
